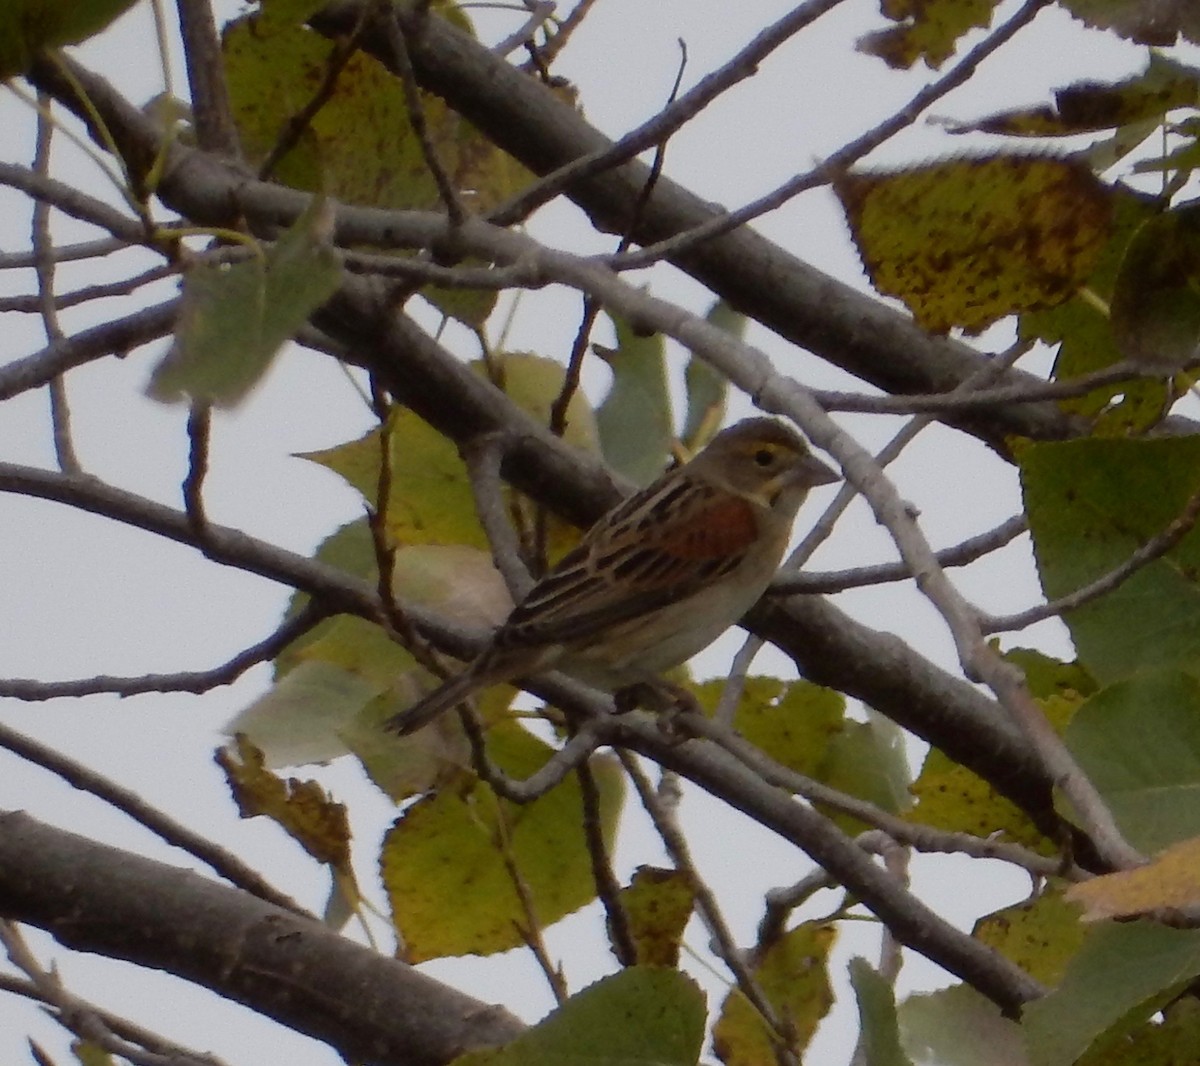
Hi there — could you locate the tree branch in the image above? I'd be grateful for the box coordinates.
[0,812,525,1065]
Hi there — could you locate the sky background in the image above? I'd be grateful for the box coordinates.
[0,1,1191,1062]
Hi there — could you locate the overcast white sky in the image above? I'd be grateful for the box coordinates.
[0,1,1190,1063]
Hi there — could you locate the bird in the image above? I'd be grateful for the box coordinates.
[383,417,839,735]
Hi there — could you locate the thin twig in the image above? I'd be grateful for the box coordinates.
[0,235,126,269]
[0,722,312,916]
[0,973,230,1066]
[184,403,212,533]
[610,0,1054,271]
[257,11,367,181]
[0,922,224,1066]
[31,93,82,475]
[577,758,637,965]
[0,262,179,313]
[175,0,242,158]
[0,603,327,701]
[812,358,1184,415]
[620,753,798,1064]
[983,485,1200,633]
[463,432,534,601]
[492,805,569,1003]
[520,0,597,70]
[492,0,848,227]
[493,0,555,58]
[383,4,466,224]
[773,515,1027,595]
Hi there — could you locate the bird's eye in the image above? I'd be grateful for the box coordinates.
[753,448,775,467]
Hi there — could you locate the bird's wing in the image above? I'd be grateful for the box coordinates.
[495,475,761,650]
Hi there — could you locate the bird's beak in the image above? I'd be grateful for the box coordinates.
[794,452,840,488]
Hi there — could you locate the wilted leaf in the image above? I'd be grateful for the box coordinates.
[217,734,352,872]
[616,866,696,967]
[857,0,999,70]
[973,888,1087,986]
[1067,836,1200,921]
[1059,0,1200,46]
[837,156,1112,334]
[951,55,1200,137]
[712,923,835,1064]
[1020,189,1167,434]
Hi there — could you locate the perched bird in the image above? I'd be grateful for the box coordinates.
[384,417,838,735]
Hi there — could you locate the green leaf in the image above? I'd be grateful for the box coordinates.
[1022,921,1200,1066]
[453,968,706,1066]
[382,731,624,961]
[1110,209,1200,369]
[816,709,911,833]
[1020,437,1200,684]
[681,303,735,449]
[712,923,835,1064]
[147,200,340,406]
[856,0,999,70]
[849,958,914,1066]
[595,314,673,485]
[899,985,1027,1066]
[1066,670,1200,852]
[837,156,1113,334]
[0,0,138,78]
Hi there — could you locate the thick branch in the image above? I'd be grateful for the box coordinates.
[308,0,1080,452]
[0,811,524,1065]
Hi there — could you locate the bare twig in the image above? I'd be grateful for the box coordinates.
[520,0,597,70]
[0,235,126,269]
[0,262,178,313]
[773,515,1027,595]
[983,485,1200,633]
[492,0,847,227]
[184,403,212,533]
[0,603,327,701]
[493,1,555,58]
[0,973,230,1066]
[612,0,1054,271]
[812,358,1183,415]
[0,722,312,916]
[620,753,798,1063]
[383,4,466,224]
[0,922,223,1066]
[0,162,144,244]
[0,301,179,403]
[31,94,82,475]
[463,431,534,601]
[176,0,242,158]
[577,758,636,966]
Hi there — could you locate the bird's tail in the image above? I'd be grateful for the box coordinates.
[383,670,480,735]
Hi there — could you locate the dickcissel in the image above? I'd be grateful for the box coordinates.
[384,417,838,734]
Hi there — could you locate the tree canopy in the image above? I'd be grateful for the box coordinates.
[4,1,1200,1065]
